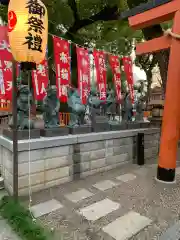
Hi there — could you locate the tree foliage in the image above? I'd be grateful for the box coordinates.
[0,0,172,92]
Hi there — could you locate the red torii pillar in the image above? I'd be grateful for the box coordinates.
[128,0,180,182]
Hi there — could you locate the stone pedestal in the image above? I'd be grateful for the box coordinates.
[149,117,162,128]
[92,122,110,132]
[3,128,40,140]
[109,123,127,131]
[40,127,69,137]
[0,128,160,196]
[127,122,141,129]
[69,125,91,135]
[92,116,110,132]
[140,122,150,128]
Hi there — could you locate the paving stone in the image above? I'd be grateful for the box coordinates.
[176,167,180,175]
[0,219,21,240]
[93,180,120,191]
[149,163,157,169]
[133,168,148,176]
[116,173,136,182]
[159,221,180,240]
[30,199,63,218]
[78,198,120,221]
[65,189,94,203]
[103,211,152,240]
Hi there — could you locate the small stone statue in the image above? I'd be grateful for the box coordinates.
[135,97,144,121]
[106,89,117,122]
[86,88,105,125]
[9,85,34,129]
[67,87,86,127]
[122,93,133,122]
[43,85,60,128]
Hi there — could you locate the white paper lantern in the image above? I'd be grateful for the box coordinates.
[8,0,48,64]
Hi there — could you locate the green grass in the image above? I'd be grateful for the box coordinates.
[0,196,53,240]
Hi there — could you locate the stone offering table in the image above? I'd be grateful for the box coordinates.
[0,128,160,196]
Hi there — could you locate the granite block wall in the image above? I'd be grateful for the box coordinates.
[0,128,160,196]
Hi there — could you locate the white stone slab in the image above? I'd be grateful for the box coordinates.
[65,189,94,203]
[93,180,119,191]
[30,199,63,218]
[103,211,152,240]
[79,198,120,221]
[116,173,136,182]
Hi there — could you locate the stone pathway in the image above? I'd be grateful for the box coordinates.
[21,162,180,240]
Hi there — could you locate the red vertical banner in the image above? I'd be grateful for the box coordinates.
[109,55,121,103]
[0,26,13,100]
[32,59,49,101]
[53,36,71,102]
[122,56,134,104]
[76,46,90,104]
[93,50,107,101]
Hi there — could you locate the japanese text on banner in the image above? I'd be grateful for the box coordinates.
[32,59,48,100]
[122,56,134,104]
[53,36,71,102]
[109,55,121,103]
[76,46,90,104]
[0,26,12,100]
[93,50,107,101]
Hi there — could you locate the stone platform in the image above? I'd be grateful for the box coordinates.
[69,125,91,135]
[40,127,69,137]
[0,128,160,196]
[2,128,40,140]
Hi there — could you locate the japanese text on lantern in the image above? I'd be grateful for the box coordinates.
[24,0,46,52]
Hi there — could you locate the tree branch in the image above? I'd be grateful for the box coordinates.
[67,5,119,35]
[68,0,80,21]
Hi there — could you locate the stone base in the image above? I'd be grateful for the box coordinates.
[0,128,160,196]
[40,127,69,137]
[157,166,175,183]
[69,125,92,135]
[110,123,127,131]
[92,122,110,132]
[140,122,150,128]
[150,117,162,128]
[3,128,40,140]
[127,122,141,129]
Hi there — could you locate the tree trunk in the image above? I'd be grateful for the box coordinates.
[142,27,169,94]
[145,69,152,108]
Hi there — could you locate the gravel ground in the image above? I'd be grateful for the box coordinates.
[22,162,180,240]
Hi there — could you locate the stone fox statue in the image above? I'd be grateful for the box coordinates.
[67,87,86,127]
[9,85,34,130]
[86,88,105,124]
[122,93,133,122]
[43,85,60,128]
